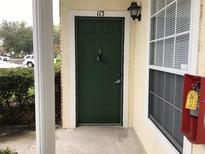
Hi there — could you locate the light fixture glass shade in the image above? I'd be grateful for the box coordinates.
[127,1,142,21]
[131,9,138,16]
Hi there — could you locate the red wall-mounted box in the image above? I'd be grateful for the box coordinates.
[181,74,205,144]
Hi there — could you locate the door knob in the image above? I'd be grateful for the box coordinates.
[114,79,121,84]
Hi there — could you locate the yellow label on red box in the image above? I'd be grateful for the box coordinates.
[185,90,199,110]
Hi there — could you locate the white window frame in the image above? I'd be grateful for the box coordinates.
[145,0,201,154]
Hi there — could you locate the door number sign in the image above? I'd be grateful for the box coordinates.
[97,10,105,17]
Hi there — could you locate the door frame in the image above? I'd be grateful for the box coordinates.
[68,10,130,128]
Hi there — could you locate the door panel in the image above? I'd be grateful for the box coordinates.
[76,17,124,124]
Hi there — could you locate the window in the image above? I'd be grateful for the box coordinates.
[149,0,192,153]
[149,70,184,152]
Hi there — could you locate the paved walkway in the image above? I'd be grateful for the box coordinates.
[0,126,146,154]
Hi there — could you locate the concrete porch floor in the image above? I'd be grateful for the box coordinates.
[0,126,146,154]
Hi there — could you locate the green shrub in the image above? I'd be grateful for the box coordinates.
[0,64,62,126]
[55,55,61,72]
[0,148,17,154]
[0,68,35,125]
[0,68,34,105]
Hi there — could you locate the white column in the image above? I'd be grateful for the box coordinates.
[32,0,55,154]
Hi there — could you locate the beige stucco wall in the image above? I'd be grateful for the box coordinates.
[198,0,205,76]
[193,0,205,154]
[60,0,205,154]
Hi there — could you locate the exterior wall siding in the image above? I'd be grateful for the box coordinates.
[193,0,205,153]
[61,0,205,153]
[198,0,205,76]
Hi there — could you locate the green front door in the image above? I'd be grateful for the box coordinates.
[76,17,124,125]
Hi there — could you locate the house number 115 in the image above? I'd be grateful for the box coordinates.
[97,10,105,17]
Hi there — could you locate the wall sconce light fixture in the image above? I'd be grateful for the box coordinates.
[127,1,142,21]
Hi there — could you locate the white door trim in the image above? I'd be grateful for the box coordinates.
[68,10,130,128]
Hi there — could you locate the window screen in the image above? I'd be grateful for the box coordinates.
[149,70,184,153]
[148,0,192,153]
